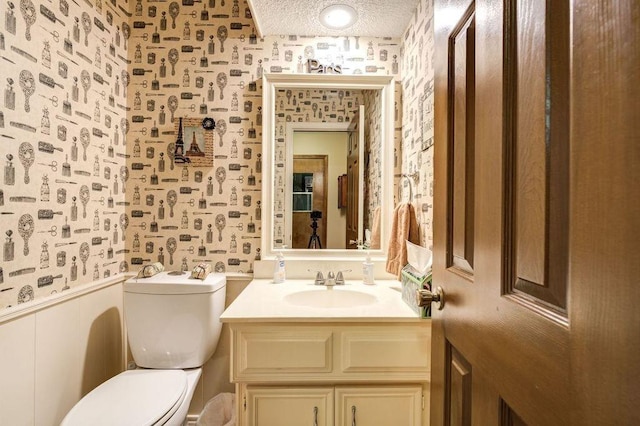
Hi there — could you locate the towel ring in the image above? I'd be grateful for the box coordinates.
[397,173,418,202]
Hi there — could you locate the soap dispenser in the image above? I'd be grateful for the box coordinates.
[362,251,375,285]
[273,246,286,283]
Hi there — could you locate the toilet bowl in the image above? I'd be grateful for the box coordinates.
[61,272,226,425]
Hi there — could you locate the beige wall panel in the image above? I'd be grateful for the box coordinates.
[35,298,82,426]
[78,284,125,396]
[0,315,36,426]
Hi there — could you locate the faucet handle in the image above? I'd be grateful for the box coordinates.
[335,269,351,285]
[309,269,324,285]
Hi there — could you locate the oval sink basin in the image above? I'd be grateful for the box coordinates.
[284,289,378,308]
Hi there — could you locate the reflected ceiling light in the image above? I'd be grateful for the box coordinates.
[319,4,358,30]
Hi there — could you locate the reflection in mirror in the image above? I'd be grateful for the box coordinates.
[262,74,395,260]
[290,132,347,249]
[291,153,328,249]
[278,91,375,251]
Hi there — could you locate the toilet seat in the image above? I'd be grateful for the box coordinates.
[61,369,188,426]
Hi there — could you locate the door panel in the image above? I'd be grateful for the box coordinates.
[446,345,471,426]
[432,0,569,425]
[449,8,476,276]
[504,0,569,315]
[432,1,639,425]
[499,399,527,426]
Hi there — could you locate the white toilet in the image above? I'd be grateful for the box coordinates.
[62,271,226,426]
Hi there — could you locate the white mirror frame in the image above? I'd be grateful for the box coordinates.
[261,73,395,261]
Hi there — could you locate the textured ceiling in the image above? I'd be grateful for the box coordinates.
[248,0,419,38]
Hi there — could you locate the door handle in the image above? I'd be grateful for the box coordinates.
[313,406,318,426]
[416,286,445,310]
[351,405,356,426]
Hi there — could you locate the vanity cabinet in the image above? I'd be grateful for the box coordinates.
[245,387,333,426]
[245,385,421,426]
[229,322,430,426]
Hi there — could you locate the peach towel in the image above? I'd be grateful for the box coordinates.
[370,206,381,249]
[386,203,420,279]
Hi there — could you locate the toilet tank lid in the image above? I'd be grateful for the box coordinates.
[125,271,226,295]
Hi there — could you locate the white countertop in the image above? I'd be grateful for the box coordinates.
[220,279,424,323]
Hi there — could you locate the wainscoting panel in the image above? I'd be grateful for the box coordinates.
[0,278,124,426]
[0,313,36,425]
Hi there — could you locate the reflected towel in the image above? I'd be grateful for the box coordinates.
[370,206,381,249]
[386,203,420,279]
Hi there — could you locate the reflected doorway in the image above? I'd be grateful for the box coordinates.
[291,155,327,249]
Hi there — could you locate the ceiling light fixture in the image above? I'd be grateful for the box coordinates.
[319,4,358,30]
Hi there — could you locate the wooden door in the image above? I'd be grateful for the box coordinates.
[346,105,365,248]
[292,155,327,249]
[431,0,639,425]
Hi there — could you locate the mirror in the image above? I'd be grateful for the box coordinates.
[262,74,395,259]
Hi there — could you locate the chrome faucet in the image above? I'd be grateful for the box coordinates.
[310,270,351,286]
[325,271,336,286]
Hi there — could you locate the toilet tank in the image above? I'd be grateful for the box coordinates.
[124,272,226,369]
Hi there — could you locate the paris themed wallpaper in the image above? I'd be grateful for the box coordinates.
[0,0,129,309]
[401,0,435,250]
[122,2,404,277]
[0,0,435,311]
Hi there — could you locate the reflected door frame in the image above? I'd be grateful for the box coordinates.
[345,105,365,249]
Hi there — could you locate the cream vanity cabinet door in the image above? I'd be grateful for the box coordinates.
[335,386,422,426]
[244,386,334,426]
